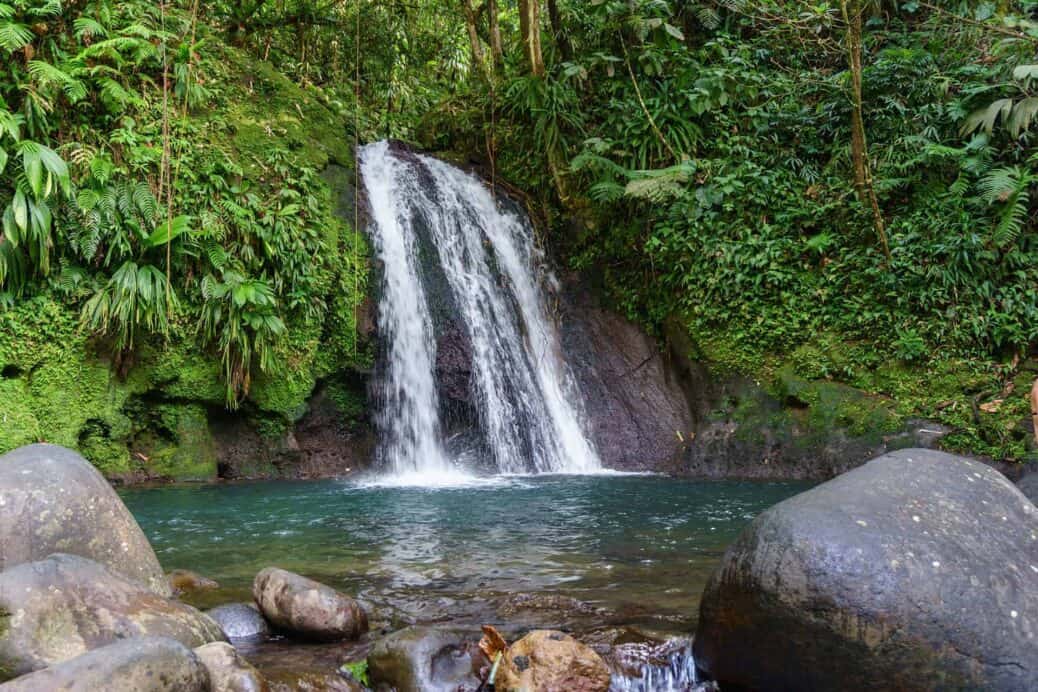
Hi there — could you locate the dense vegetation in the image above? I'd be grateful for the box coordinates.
[2,0,1038,473]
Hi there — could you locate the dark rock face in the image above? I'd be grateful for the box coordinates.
[207,603,271,642]
[435,321,475,426]
[559,281,694,471]
[0,443,171,596]
[0,554,225,679]
[694,449,1038,691]
[367,626,483,692]
[0,638,210,692]
[253,568,368,642]
[210,386,375,481]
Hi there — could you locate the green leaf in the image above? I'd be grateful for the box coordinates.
[664,23,685,41]
[144,215,192,247]
[11,189,28,232]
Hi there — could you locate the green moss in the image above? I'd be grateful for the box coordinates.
[141,404,218,481]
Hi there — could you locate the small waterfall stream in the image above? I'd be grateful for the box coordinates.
[360,141,600,478]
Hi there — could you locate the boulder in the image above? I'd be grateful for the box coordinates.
[0,443,170,596]
[694,448,1038,691]
[194,642,268,692]
[1017,469,1038,505]
[0,553,225,679]
[253,568,367,641]
[207,603,271,641]
[0,637,209,692]
[169,569,221,596]
[367,626,482,692]
[494,630,611,692]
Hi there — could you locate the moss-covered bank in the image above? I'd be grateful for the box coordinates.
[0,38,374,483]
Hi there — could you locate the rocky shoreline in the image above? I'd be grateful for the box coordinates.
[2,443,1035,691]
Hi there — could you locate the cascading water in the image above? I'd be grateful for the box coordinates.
[360,140,600,478]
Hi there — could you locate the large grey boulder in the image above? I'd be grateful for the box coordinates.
[694,448,1038,691]
[0,637,209,691]
[253,568,368,642]
[0,553,225,679]
[0,443,170,596]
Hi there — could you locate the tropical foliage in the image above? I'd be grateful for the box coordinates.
[4,0,1038,462]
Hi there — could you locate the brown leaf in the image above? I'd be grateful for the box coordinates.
[479,624,508,660]
[979,399,1004,413]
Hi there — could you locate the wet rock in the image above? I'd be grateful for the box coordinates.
[194,642,268,692]
[268,672,363,692]
[253,568,368,642]
[0,443,171,596]
[207,603,271,641]
[695,448,1038,691]
[169,568,221,596]
[367,626,482,692]
[1017,469,1038,505]
[0,553,225,678]
[495,630,611,692]
[496,593,610,631]
[0,637,209,691]
[559,282,694,471]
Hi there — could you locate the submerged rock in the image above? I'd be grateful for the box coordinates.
[207,603,271,641]
[367,626,482,692]
[694,448,1038,691]
[0,443,170,596]
[169,568,221,596]
[495,630,611,692]
[253,568,368,642]
[0,637,209,692]
[194,642,268,692]
[0,553,225,679]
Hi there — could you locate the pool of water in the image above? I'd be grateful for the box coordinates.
[121,475,810,637]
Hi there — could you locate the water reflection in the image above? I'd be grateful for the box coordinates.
[121,475,810,634]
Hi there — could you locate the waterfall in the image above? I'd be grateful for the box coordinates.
[360,140,600,477]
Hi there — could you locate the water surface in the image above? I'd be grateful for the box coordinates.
[122,475,810,636]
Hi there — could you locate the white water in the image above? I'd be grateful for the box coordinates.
[360,140,600,478]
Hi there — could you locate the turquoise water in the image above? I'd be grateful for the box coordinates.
[121,475,809,635]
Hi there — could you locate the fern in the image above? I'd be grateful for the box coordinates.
[978,166,1034,247]
[0,21,33,51]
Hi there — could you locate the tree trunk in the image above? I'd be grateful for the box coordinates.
[519,0,545,77]
[546,0,571,61]
[488,0,503,71]
[460,0,486,76]
[841,0,890,261]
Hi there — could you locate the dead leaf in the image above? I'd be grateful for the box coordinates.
[979,399,1003,413]
[479,625,508,660]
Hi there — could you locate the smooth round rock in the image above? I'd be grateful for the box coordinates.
[194,642,268,692]
[0,637,209,691]
[253,568,368,642]
[207,603,271,641]
[0,553,226,679]
[367,626,481,692]
[694,448,1038,691]
[0,444,171,596]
